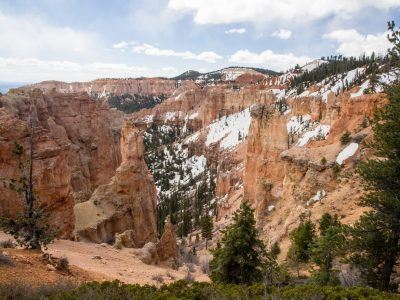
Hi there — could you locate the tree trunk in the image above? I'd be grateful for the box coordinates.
[379,232,400,291]
[27,114,39,249]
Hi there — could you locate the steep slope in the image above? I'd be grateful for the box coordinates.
[0,88,157,245]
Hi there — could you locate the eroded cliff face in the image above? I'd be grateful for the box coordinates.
[74,123,157,246]
[0,89,157,244]
[25,78,176,97]
[242,92,386,254]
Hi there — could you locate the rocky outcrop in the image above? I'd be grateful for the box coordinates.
[0,89,124,237]
[241,93,387,256]
[74,123,157,246]
[133,82,276,129]
[156,217,178,261]
[24,78,176,97]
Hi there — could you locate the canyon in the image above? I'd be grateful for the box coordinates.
[0,63,394,271]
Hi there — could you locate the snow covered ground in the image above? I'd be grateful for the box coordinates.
[206,108,252,149]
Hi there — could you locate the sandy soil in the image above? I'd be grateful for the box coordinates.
[0,232,209,286]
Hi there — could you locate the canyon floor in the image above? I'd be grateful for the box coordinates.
[0,232,209,287]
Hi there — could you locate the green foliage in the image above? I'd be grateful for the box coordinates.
[270,241,281,259]
[310,214,344,286]
[289,54,389,93]
[13,280,396,300]
[0,142,58,249]
[201,213,213,249]
[288,213,316,264]
[340,130,352,145]
[210,202,266,284]
[318,213,340,236]
[108,93,167,113]
[320,157,327,165]
[346,21,400,291]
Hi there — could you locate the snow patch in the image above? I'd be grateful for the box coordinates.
[307,190,326,206]
[336,143,359,165]
[297,124,330,147]
[206,108,252,149]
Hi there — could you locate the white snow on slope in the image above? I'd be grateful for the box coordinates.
[287,115,312,134]
[206,108,252,149]
[307,190,326,206]
[297,125,330,147]
[336,143,359,165]
[301,59,328,72]
[350,80,370,98]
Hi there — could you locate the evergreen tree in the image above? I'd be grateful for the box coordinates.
[201,213,213,250]
[270,241,281,259]
[346,21,400,291]
[310,214,344,285]
[0,112,58,249]
[210,202,266,284]
[287,213,316,277]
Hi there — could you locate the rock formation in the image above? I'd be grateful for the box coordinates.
[0,88,157,247]
[74,123,157,246]
[25,78,176,97]
[0,89,124,237]
[156,216,178,261]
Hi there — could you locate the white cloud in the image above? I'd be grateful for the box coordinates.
[271,28,292,39]
[168,0,400,25]
[0,57,149,82]
[0,10,100,60]
[229,49,311,72]
[113,41,137,49]
[225,28,246,34]
[132,44,222,63]
[161,66,178,73]
[323,29,391,56]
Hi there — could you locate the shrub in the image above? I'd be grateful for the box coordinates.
[0,250,14,266]
[184,271,194,283]
[332,162,341,175]
[47,281,400,300]
[151,274,164,284]
[340,131,351,145]
[0,280,77,300]
[320,157,327,165]
[55,257,69,272]
[0,239,15,248]
[186,263,196,273]
[201,259,211,275]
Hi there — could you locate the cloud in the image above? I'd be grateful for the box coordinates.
[271,28,292,39]
[0,10,100,60]
[323,29,391,56]
[161,66,178,73]
[229,49,311,72]
[168,0,400,25]
[113,41,137,49]
[225,28,246,34]
[0,57,149,82]
[132,44,222,63]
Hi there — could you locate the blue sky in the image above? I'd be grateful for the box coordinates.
[0,0,399,82]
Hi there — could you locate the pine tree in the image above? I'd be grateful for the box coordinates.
[201,213,213,250]
[287,213,316,277]
[0,111,58,249]
[346,21,400,291]
[310,213,343,285]
[210,202,266,284]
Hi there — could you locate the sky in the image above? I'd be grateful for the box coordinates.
[0,0,399,83]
